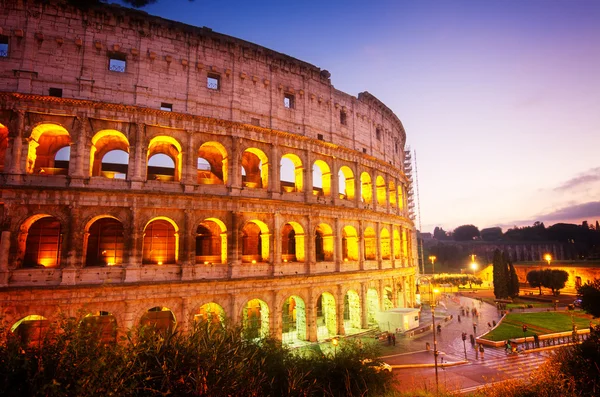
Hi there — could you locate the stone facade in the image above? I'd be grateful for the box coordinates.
[0,0,417,343]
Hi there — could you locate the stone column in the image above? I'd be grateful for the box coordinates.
[269,144,279,196]
[376,221,382,269]
[358,220,365,270]
[360,282,368,329]
[307,288,317,342]
[0,228,10,286]
[181,131,196,188]
[181,209,195,280]
[227,211,240,278]
[336,284,345,336]
[335,217,342,272]
[69,116,88,181]
[273,212,282,275]
[330,158,339,200]
[229,138,241,192]
[130,123,145,183]
[306,214,314,274]
[6,110,25,176]
[180,297,191,334]
[124,206,142,282]
[304,151,313,201]
[61,207,82,285]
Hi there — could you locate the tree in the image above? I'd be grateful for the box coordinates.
[493,249,509,299]
[527,270,543,295]
[452,224,480,241]
[507,260,520,298]
[578,279,600,318]
[543,269,569,295]
[433,227,448,240]
[480,227,503,241]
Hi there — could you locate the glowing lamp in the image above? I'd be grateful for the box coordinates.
[433,288,440,294]
[204,261,209,265]
[544,254,552,265]
[251,260,257,264]
[158,261,163,265]
[470,262,478,271]
[344,258,348,262]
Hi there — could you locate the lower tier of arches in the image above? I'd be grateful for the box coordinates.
[1,269,417,346]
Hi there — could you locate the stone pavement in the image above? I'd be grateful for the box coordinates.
[377,292,504,367]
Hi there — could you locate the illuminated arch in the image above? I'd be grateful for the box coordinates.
[197,141,228,185]
[22,215,62,268]
[364,227,376,261]
[389,180,397,208]
[85,216,124,267]
[90,129,130,178]
[338,166,355,200]
[194,303,225,329]
[366,288,379,328]
[140,307,177,334]
[281,221,305,262]
[312,159,331,197]
[241,148,268,189]
[344,290,361,334]
[81,311,118,344]
[280,153,303,193]
[147,135,183,182]
[242,298,270,339]
[196,218,227,265]
[10,315,50,347]
[27,123,71,175]
[241,220,270,263]
[316,292,337,340]
[0,123,7,172]
[342,225,358,261]
[398,185,405,210]
[380,227,391,260]
[360,172,372,204]
[142,217,179,265]
[376,175,386,205]
[393,229,401,260]
[282,295,307,345]
[315,223,334,262]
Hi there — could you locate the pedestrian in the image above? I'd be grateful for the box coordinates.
[479,344,485,359]
[533,333,539,348]
[493,320,497,327]
[392,334,396,346]
[487,322,492,329]
[475,345,479,359]
[473,323,477,334]
[458,314,461,323]
[505,340,511,353]
[437,324,441,334]
[387,333,392,345]
[470,334,475,346]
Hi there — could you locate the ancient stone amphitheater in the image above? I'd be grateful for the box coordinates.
[0,0,417,344]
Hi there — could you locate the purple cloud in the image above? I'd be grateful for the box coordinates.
[554,167,600,191]
[496,201,600,230]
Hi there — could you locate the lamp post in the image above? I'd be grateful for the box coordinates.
[416,274,440,394]
[429,255,437,275]
[332,338,338,358]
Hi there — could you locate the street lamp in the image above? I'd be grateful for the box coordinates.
[416,275,441,394]
[332,337,338,358]
[429,255,437,275]
[544,254,552,265]
[470,261,478,273]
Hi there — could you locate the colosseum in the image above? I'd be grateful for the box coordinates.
[0,0,418,344]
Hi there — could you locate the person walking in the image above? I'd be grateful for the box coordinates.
[392,334,396,346]
[479,344,485,359]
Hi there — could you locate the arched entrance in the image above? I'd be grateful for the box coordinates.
[316,292,337,340]
[282,296,307,345]
[242,299,269,339]
[343,290,361,335]
[140,307,176,334]
[366,288,379,328]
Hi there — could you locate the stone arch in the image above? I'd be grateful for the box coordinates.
[21,215,62,268]
[281,221,305,262]
[312,159,331,197]
[280,153,303,193]
[147,135,182,182]
[383,286,394,311]
[315,223,334,262]
[343,289,361,335]
[10,314,50,347]
[393,229,401,260]
[142,217,179,265]
[341,225,359,261]
[140,306,177,334]
[380,227,391,260]
[282,295,307,345]
[366,288,379,328]
[241,220,270,263]
[338,165,355,200]
[388,180,397,208]
[193,302,226,329]
[241,147,268,189]
[196,218,227,264]
[360,172,372,204]
[376,175,386,206]
[84,216,124,267]
[0,122,7,172]
[27,123,71,175]
[242,298,270,339]
[80,311,118,344]
[197,141,228,185]
[316,291,337,340]
[398,185,404,210]
[90,129,130,178]
[364,227,376,261]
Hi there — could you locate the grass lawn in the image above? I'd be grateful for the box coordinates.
[482,311,593,342]
[506,301,553,309]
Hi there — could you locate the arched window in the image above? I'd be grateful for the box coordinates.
[27,123,71,175]
[86,218,124,266]
[90,129,130,178]
[241,148,268,189]
[23,217,62,268]
[142,219,177,265]
[197,142,228,185]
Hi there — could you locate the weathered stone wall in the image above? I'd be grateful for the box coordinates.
[0,0,418,341]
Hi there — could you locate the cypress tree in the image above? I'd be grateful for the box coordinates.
[493,249,509,299]
[508,259,520,297]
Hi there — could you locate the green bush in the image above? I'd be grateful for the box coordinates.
[0,317,393,397]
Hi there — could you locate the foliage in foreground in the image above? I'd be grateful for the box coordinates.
[0,317,393,397]
[477,326,600,397]
[578,278,600,318]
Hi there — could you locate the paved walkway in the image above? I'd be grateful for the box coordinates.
[378,293,504,367]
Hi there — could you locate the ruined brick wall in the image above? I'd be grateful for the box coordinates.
[0,0,418,342]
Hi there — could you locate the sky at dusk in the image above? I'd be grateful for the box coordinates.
[117,0,600,234]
